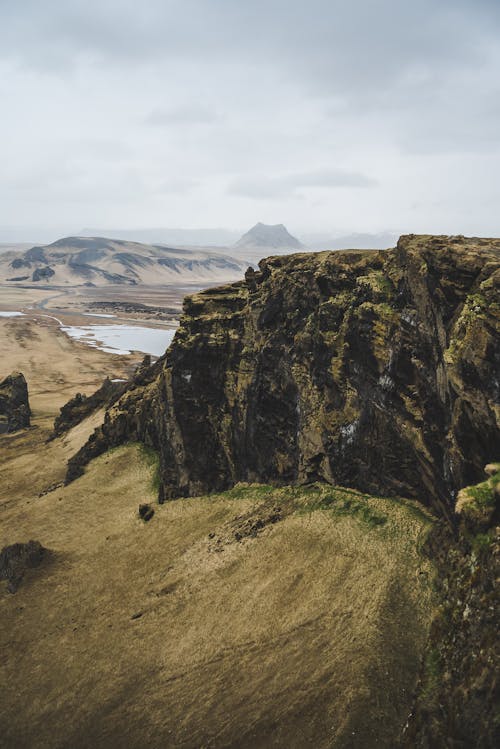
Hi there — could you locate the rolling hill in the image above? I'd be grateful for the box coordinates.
[0,236,249,287]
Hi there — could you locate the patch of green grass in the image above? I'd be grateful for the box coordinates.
[298,486,388,528]
[421,647,442,701]
[471,532,493,554]
[137,443,161,493]
[468,474,498,509]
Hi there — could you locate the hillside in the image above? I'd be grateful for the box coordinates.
[0,236,248,287]
[0,433,435,749]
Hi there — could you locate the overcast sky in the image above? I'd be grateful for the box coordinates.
[1,0,500,239]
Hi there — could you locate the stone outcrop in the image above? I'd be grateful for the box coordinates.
[67,235,500,516]
[51,376,127,439]
[0,372,31,433]
[0,540,46,593]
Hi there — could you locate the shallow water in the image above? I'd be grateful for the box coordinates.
[62,323,176,356]
[0,311,24,317]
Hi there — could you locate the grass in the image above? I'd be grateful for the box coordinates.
[137,443,161,493]
[420,647,442,701]
[303,489,388,527]
[467,473,499,509]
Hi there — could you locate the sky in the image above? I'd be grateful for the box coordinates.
[1,0,500,240]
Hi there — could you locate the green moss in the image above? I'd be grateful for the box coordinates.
[298,486,388,528]
[421,647,442,701]
[138,444,161,493]
[467,473,498,509]
[471,532,493,554]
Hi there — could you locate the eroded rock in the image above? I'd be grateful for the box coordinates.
[66,235,500,515]
[0,371,31,433]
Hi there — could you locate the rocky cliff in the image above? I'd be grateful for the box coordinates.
[67,234,500,517]
[403,465,499,748]
[0,372,31,433]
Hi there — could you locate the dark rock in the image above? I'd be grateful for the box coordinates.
[0,372,31,433]
[403,469,499,748]
[0,540,46,593]
[51,377,127,439]
[138,504,154,522]
[32,266,55,282]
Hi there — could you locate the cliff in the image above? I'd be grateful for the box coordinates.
[403,465,499,747]
[67,234,500,517]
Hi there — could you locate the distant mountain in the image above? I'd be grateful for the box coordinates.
[235,223,304,251]
[0,236,249,287]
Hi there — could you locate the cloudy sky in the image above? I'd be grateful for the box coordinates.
[1,0,500,240]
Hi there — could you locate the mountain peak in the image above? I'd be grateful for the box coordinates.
[235,223,303,250]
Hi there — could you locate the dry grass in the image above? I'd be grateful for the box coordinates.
[0,310,437,748]
[0,436,436,749]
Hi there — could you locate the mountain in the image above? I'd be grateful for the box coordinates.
[234,222,303,251]
[0,236,249,287]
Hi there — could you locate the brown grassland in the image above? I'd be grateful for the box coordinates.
[0,306,437,748]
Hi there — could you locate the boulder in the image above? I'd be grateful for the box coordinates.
[0,371,31,433]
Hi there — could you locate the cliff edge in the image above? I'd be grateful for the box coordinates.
[67,234,500,517]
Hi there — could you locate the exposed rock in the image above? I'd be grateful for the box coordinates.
[0,540,46,593]
[0,371,31,433]
[32,266,55,282]
[403,466,499,748]
[67,235,500,516]
[138,503,154,522]
[51,377,127,439]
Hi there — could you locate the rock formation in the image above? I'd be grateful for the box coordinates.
[403,464,499,748]
[0,372,31,433]
[0,540,46,593]
[67,235,500,518]
[51,376,127,438]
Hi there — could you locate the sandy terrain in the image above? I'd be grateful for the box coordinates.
[0,312,139,424]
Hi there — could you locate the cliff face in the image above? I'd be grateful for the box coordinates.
[0,372,31,433]
[403,466,499,748]
[68,235,500,514]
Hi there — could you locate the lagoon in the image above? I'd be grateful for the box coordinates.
[62,323,176,356]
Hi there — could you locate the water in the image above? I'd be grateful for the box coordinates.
[62,323,176,356]
[0,311,24,317]
[82,312,116,319]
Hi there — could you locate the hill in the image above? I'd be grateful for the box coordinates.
[235,222,303,252]
[0,236,248,287]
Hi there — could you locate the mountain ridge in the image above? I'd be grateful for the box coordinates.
[0,235,248,287]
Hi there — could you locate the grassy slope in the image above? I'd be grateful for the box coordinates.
[0,437,436,749]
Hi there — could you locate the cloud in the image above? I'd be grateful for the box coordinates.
[0,1,499,235]
[145,105,218,126]
[228,169,377,199]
